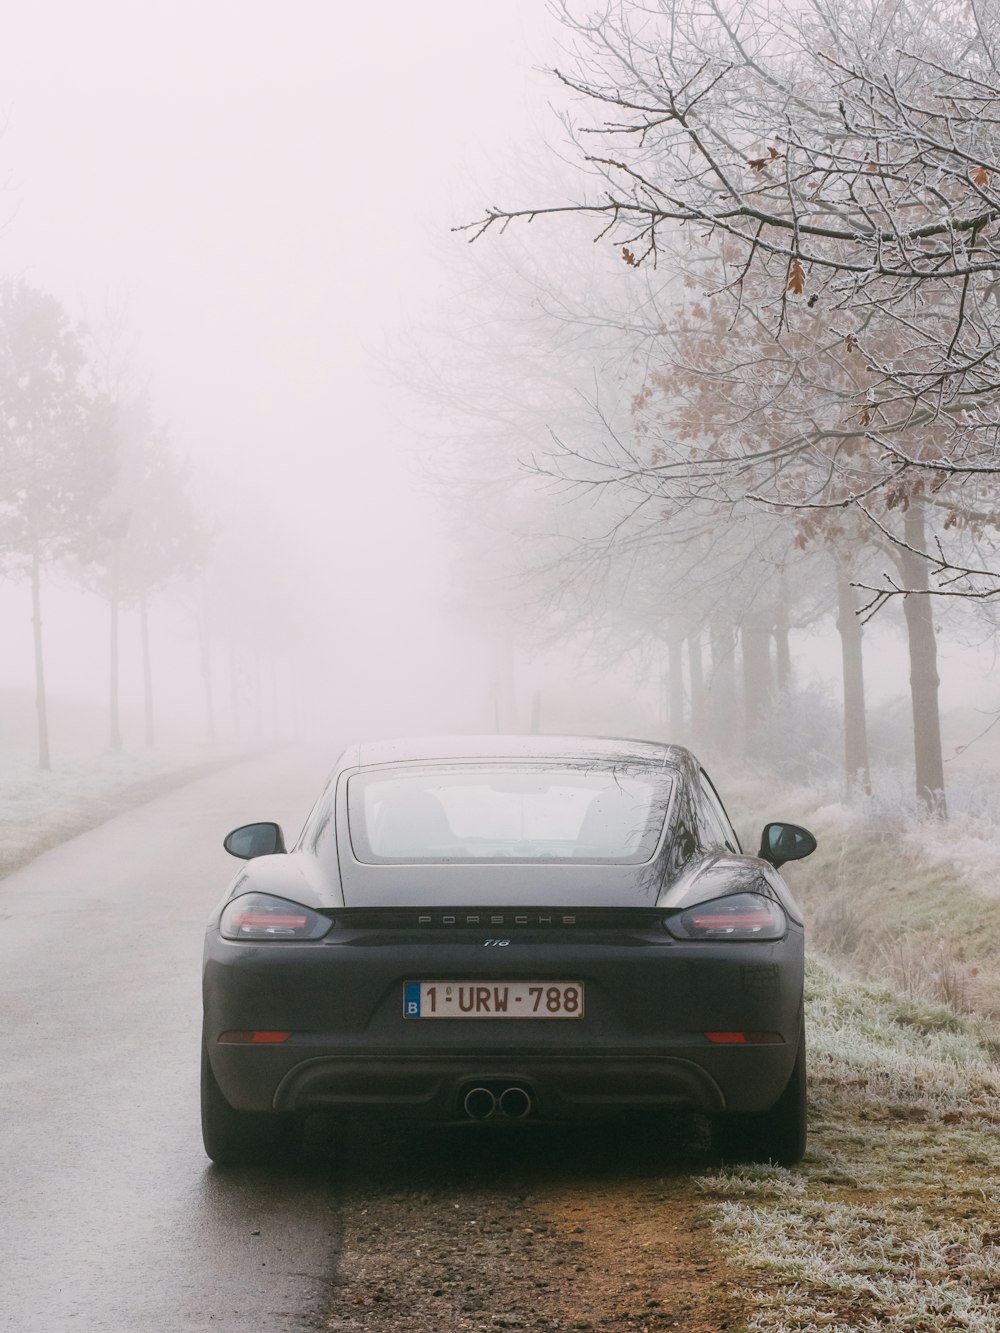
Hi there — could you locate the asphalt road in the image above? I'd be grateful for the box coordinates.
[0,748,339,1333]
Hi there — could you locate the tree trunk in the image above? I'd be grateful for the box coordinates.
[687,631,706,739]
[835,572,871,794]
[773,607,792,693]
[270,656,279,739]
[491,642,517,732]
[491,671,501,732]
[667,624,685,736]
[254,652,263,737]
[708,614,739,750]
[529,689,542,734]
[198,597,216,744]
[900,503,947,817]
[741,614,773,735]
[31,552,51,771]
[108,550,122,753]
[139,591,154,749]
[229,643,241,737]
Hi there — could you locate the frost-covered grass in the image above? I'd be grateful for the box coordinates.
[801,822,1000,1018]
[695,956,1000,1332]
[722,1199,1000,1333]
[852,763,1000,903]
[0,747,236,880]
[728,774,1000,1017]
[912,807,1000,902]
[695,770,1000,1327]
[730,761,1000,904]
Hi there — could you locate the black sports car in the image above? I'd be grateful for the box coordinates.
[201,735,816,1165]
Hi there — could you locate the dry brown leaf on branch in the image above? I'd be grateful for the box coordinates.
[622,247,639,267]
[971,165,992,187]
[747,145,781,172]
[787,258,806,294]
[845,333,859,352]
[793,515,819,550]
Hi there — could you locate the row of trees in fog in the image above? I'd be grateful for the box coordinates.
[0,280,208,767]
[444,0,1000,818]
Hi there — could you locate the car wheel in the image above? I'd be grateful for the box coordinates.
[200,1041,300,1166]
[712,1023,807,1166]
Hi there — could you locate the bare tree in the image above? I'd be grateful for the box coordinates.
[83,392,209,750]
[453,0,982,810]
[0,281,115,768]
[465,0,1000,600]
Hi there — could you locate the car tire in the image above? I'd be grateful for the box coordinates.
[711,1022,807,1167]
[200,1041,300,1166]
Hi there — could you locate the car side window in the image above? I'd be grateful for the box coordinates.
[698,771,741,853]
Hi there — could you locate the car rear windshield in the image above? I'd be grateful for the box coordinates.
[346,765,673,864]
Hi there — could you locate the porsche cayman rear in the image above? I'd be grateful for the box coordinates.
[201,737,815,1166]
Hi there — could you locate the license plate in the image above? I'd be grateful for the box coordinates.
[404,981,584,1019]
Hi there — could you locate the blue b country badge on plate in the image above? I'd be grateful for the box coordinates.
[404,981,421,1018]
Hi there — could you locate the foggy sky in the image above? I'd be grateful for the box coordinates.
[0,2,995,757]
[0,1,556,740]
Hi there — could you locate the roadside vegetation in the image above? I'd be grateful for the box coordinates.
[799,826,1000,1021]
[0,747,243,881]
[731,777,1000,1021]
[698,778,1000,1331]
[697,955,1000,1332]
[0,282,211,769]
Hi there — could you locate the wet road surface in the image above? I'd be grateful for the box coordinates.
[0,749,338,1333]
[0,747,739,1333]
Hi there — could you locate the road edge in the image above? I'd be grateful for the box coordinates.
[0,747,272,885]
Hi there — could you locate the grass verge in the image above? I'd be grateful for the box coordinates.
[729,778,1000,1018]
[0,747,252,882]
[696,955,1000,1332]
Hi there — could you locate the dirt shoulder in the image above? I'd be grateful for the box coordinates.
[313,1119,746,1333]
[316,957,1000,1333]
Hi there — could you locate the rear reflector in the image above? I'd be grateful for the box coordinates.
[218,1031,292,1044]
[705,1031,784,1045]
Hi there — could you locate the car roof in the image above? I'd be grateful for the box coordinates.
[344,734,693,771]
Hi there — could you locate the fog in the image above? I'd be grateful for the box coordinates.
[1,0,999,796]
[5,11,1000,1328]
[0,1,560,752]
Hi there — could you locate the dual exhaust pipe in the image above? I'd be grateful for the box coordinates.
[463,1085,532,1121]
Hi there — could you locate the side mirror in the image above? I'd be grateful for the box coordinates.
[223,822,287,860]
[758,822,817,869]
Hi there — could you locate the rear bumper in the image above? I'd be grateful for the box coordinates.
[208,1039,799,1118]
[203,923,804,1119]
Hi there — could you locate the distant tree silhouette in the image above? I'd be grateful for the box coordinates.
[0,281,115,768]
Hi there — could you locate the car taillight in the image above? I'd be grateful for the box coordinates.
[665,893,786,940]
[219,893,332,941]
